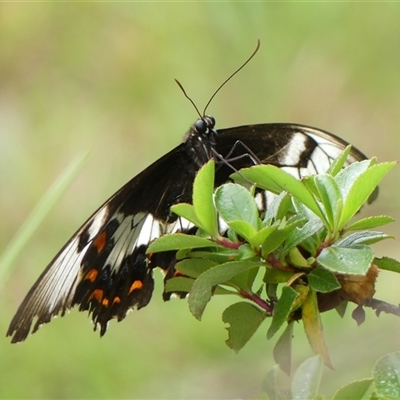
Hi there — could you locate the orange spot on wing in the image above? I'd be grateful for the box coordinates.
[88,289,103,303]
[85,269,98,282]
[102,298,109,307]
[93,232,107,253]
[112,296,121,305]
[129,280,143,294]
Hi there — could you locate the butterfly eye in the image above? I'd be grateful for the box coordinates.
[204,115,216,129]
[195,116,216,135]
[195,119,207,134]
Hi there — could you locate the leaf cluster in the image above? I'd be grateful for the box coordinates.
[261,352,400,400]
[148,148,398,373]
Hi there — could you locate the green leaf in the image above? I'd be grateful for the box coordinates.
[262,230,289,259]
[336,231,393,246]
[291,355,323,400]
[302,289,332,368]
[288,247,309,268]
[267,286,299,339]
[335,159,372,199]
[314,174,343,231]
[308,267,341,293]
[175,258,218,278]
[292,284,310,311]
[215,183,259,229]
[332,378,373,400]
[263,191,292,223]
[302,175,319,199]
[373,352,400,399]
[186,246,238,264]
[231,165,284,194]
[368,392,387,400]
[171,203,203,229]
[226,220,257,243]
[234,165,325,219]
[164,277,194,293]
[262,216,305,259]
[288,198,325,255]
[229,266,259,292]
[335,300,348,318]
[214,286,237,295]
[300,234,325,258]
[237,243,258,261]
[249,224,279,249]
[283,217,324,255]
[188,260,263,320]
[326,145,352,176]
[374,257,400,274]
[338,162,396,230]
[222,302,266,352]
[263,268,295,284]
[266,283,278,303]
[347,215,394,231]
[175,248,191,260]
[147,233,217,253]
[273,321,294,376]
[193,160,218,237]
[317,244,374,275]
[261,364,282,400]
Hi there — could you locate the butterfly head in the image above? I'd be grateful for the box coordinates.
[194,115,218,144]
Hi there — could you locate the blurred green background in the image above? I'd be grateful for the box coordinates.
[1,3,400,399]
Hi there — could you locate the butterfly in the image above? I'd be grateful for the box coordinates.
[7,117,371,343]
[6,42,373,343]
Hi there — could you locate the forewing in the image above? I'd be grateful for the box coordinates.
[214,123,368,181]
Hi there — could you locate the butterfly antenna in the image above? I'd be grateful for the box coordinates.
[175,79,202,119]
[202,39,261,116]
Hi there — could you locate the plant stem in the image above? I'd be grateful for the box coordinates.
[240,290,274,314]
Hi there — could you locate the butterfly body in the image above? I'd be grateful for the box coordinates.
[7,118,369,343]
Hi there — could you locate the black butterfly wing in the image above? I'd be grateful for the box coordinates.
[214,123,368,184]
[7,142,200,343]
